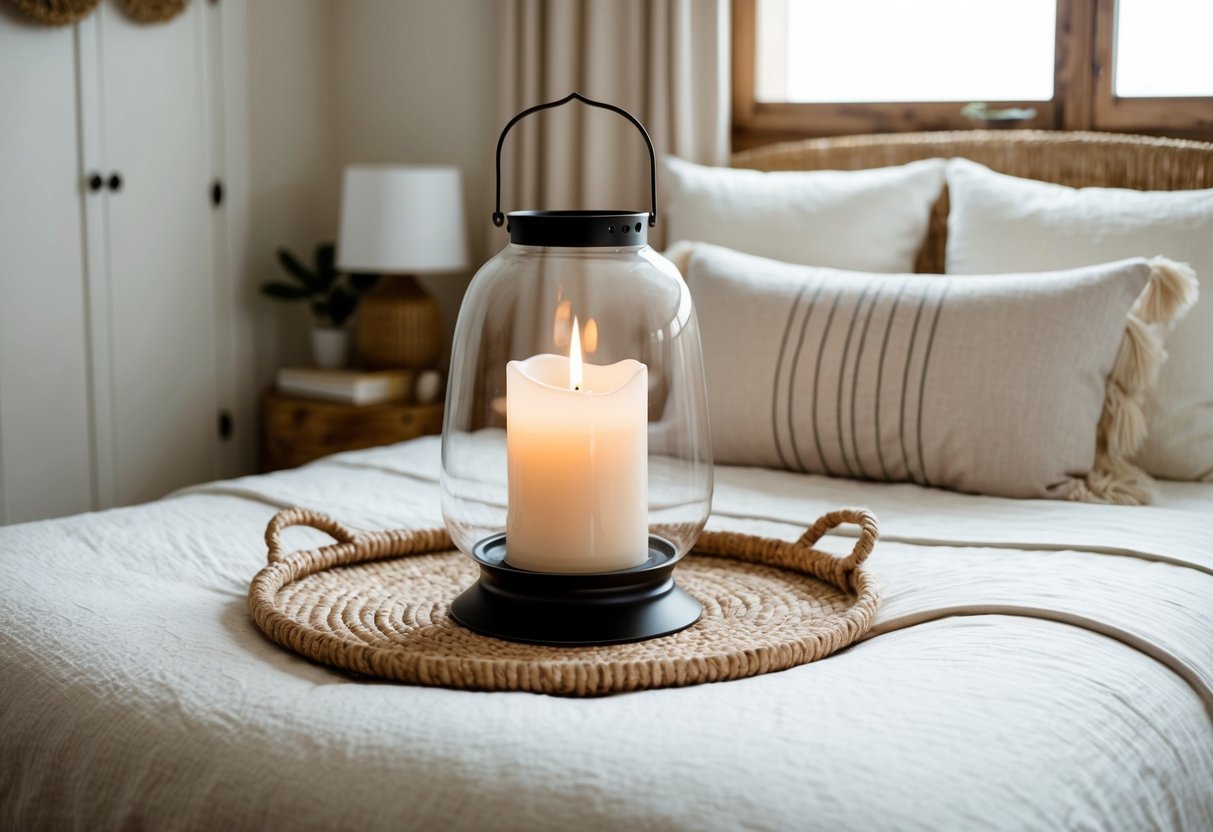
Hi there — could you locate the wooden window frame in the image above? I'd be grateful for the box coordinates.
[1091,0,1213,133]
[733,0,1212,149]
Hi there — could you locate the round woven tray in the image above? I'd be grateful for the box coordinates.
[249,507,881,696]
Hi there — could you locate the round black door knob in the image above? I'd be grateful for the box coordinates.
[88,173,103,192]
[108,173,123,192]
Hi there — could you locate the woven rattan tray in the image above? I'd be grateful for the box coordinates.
[249,507,881,696]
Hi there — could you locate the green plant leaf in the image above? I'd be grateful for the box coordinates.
[328,287,356,327]
[315,243,337,291]
[260,282,311,300]
[276,248,320,292]
[310,299,329,324]
[349,272,380,292]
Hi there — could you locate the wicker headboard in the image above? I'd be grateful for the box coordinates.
[730,130,1213,274]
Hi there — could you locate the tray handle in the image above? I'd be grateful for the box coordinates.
[796,507,879,579]
[265,507,359,564]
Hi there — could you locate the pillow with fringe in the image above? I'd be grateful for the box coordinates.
[672,242,1197,504]
[945,158,1212,481]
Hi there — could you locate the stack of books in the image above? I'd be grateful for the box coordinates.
[276,368,414,406]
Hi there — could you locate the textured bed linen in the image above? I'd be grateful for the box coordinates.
[2,438,1211,831]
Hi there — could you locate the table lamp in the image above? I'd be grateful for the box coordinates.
[337,164,469,369]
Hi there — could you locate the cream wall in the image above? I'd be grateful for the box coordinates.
[234,0,498,471]
[331,0,502,363]
[243,0,500,372]
[244,0,340,378]
[208,0,342,476]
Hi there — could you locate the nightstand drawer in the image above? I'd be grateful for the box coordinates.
[261,390,443,472]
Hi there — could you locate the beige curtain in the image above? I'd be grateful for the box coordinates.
[495,0,730,246]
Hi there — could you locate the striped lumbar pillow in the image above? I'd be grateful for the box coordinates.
[681,243,1196,503]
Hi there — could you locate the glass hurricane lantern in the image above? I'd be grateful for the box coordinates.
[441,93,713,645]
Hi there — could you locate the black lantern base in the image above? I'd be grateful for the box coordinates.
[449,534,702,646]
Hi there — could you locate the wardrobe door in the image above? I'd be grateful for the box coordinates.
[0,15,94,523]
[97,0,220,506]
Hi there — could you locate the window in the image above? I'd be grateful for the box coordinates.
[1093,0,1213,131]
[756,1,1056,104]
[733,0,1213,146]
[1113,0,1213,97]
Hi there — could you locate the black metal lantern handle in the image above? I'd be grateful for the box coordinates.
[492,92,657,229]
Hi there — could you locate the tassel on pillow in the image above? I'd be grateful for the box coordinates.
[1079,258,1199,505]
[1133,258,1199,327]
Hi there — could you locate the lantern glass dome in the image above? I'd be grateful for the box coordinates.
[440,93,712,645]
[440,235,713,571]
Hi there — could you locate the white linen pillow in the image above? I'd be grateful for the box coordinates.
[686,243,1196,503]
[945,158,1211,481]
[663,156,945,273]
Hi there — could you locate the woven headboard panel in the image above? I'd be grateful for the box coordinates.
[730,130,1213,274]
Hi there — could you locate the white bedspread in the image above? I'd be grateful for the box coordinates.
[2,436,1211,831]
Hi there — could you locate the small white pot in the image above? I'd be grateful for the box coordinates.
[311,327,350,369]
[415,369,444,404]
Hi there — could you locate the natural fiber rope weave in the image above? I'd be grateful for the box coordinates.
[249,507,881,696]
[4,0,100,25]
[116,0,187,23]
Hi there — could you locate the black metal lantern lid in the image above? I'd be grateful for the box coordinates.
[505,210,650,247]
[493,93,657,248]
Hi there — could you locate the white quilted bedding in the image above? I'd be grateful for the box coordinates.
[2,436,1211,831]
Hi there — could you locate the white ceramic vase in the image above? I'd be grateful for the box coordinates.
[311,327,350,369]
[414,369,444,404]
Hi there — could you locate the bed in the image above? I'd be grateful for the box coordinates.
[3,131,1213,830]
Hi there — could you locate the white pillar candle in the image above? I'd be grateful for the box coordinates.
[505,322,648,573]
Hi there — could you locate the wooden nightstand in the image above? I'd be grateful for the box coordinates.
[261,390,444,472]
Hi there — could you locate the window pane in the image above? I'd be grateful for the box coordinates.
[756,0,1056,103]
[1115,0,1213,98]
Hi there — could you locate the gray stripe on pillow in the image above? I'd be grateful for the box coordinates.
[784,294,812,472]
[899,289,930,483]
[777,283,826,473]
[873,281,909,481]
[849,281,884,480]
[836,281,877,479]
[771,281,813,471]
[916,280,951,487]
[806,287,845,476]
[785,286,821,472]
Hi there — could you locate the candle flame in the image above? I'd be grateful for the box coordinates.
[570,316,584,391]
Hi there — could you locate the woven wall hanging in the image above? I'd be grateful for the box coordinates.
[4,0,100,26]
[118,0,187,24]
[249,507,882,696]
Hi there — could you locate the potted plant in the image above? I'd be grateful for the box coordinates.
[261,243,379,369]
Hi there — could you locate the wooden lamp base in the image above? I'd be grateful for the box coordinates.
[355,274,443,369]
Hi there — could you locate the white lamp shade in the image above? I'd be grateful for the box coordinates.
[337,165,469,274]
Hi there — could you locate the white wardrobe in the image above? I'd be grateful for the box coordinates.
[0,0,238,524]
